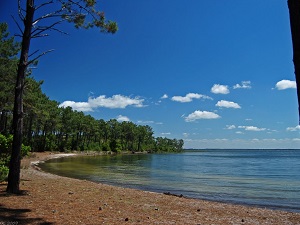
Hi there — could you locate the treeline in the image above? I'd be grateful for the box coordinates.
[0,23,184,154]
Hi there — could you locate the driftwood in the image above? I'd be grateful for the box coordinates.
[163,192,184,198]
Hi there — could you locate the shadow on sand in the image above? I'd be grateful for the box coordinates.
[0,183,53,225]
[0,204,54,225]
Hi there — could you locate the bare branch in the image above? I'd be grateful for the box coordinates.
[28,49,39,58]
[31,34,50,39]
[18,0,25,21]
[31,19,65,37]
[11,15,24,35]
[47,27,69,35]
[33,9,65,25]
[35,0,54,11]
[27,66,38,70]
[28,49,54,65]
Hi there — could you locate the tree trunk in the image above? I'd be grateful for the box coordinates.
[288,0,300,123]
[6,0,35,194]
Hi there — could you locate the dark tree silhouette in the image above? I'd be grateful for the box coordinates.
[287,0,300,123]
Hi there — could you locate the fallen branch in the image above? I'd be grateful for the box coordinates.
[163,192,184,198]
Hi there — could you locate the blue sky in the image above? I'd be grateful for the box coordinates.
[1,0,300,149]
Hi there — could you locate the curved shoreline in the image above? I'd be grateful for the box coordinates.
[1,152,300,224]
[37,152,300,213]
[30,153,78,166]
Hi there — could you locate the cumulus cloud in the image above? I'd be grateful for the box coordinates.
[211,84,230,94]
[171,93,212,103]
[58,101,93,112]
[59,94,145,112]
[286,125,300,131]
[233,81,252,89]
[238,126,266,131]
[116,115,130,122]
[275,80,296,90]
[225,125,236,130]
[161,94,168,99]
[89,95,144,108]
[216,100,241,109]
[185,110,220,122]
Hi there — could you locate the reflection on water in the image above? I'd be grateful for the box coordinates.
[39,149,300,212]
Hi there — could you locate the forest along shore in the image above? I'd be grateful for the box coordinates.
[0,152,300,225]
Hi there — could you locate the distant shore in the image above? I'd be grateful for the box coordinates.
[0,152,299,224]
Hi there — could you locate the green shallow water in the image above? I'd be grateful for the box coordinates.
[39,149,300,212]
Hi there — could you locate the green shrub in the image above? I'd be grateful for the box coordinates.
[0,134,12,153]
[21,144,31,157]
[0,164,9,182]
[109,140,122,153]
[101,142,110,152]
[0,134,31,181]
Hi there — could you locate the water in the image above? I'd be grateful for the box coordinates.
[39,149,300,212]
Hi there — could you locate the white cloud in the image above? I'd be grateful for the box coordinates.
[171,93,212,103]
[225,125,236,130]
[238,126,266,131]
[211,84,230,94]
[59,94,145,112]
[233,81,252,89]
[88,95,144,108]
[275,80,296,90]
[116,115,130,122]
[137,120,163,125]
[236,131,243,134]
[216,100,241,109]
[286,125,300,131]
[161,94,168,99]
[185,110,221,122]
[161,132,171,136]
[137,120,154,124]
[59,101,93,112]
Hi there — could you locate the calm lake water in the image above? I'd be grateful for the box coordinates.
[39,149,300,212]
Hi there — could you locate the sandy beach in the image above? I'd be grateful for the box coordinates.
[0,152,300,225]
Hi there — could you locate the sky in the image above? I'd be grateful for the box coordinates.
[1,0,300,149]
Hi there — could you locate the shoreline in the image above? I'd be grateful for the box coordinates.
[1,152,300,224]
[36,151,300,214]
